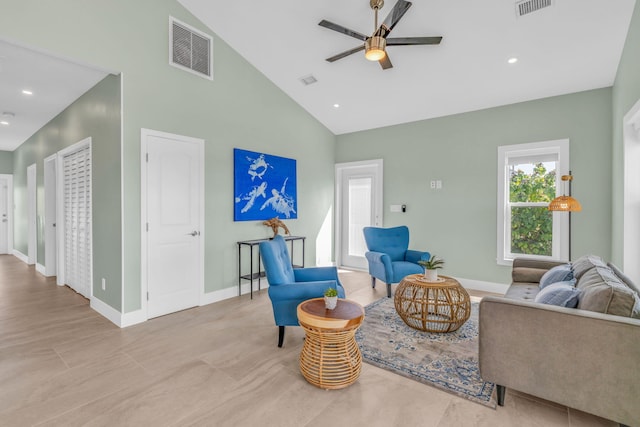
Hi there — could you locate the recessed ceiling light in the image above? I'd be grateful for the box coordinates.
[507,57,518,64]
[333,104,340,108]
[22,89,33,95]
[0,121,9,126]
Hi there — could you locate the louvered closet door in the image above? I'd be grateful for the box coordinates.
[63,145,91,298]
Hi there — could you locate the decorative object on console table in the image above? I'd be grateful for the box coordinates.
[418,255,445,282]
[233,148,297,221]
[548,171,581,260]
[262,216,290,237]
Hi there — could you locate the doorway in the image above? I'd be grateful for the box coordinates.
[44,154,57,277]
[0,174,13,254]
[335,159,383,270]
[57,138,92,298]
[141,128,204,319]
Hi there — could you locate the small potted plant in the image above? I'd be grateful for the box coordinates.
[324,287,338,310]
[418,255,445,282]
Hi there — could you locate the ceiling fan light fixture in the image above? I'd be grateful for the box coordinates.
[365,36,386,61]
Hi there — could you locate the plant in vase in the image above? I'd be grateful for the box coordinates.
[418,255,445,282]
[324,287,338,309]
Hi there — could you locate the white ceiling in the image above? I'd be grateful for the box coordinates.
[179,0,637,135]
[0,40,109,151]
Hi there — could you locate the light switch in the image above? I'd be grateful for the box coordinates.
[390,204,402,212]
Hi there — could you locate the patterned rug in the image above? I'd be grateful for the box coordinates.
[355,298,496,408]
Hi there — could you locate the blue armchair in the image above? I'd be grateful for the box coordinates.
[363,226,430,298]
[260,235,346,347]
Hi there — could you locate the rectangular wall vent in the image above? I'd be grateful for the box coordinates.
[516,0,553,17]
[170,17,213,80]
[299,75,318,86]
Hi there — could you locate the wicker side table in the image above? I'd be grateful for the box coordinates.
[297,298,365,390]
[394,274,471,333]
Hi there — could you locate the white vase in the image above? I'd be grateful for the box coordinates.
[324,296,338,310]
[424,269,438,282]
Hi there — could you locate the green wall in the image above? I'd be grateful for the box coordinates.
[0,0,336,313]
[12,74,122,309]
[0,151,14,173]
[336,88,613,284]
[612,2,640,266]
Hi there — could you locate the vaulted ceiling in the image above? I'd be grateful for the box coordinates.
[179,0,637,135]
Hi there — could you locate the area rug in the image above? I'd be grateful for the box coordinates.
[355,298,496,408]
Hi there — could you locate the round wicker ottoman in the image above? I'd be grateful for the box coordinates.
[394,274,471,333]
[297,298,365,390]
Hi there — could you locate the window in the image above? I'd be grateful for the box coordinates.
[497,140,569,265]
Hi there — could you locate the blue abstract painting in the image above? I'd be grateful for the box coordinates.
[234,148,297,221]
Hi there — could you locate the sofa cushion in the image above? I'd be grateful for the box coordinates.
[577,266,639,317]
[607,262,640,296]
[504,283,540,300]
[539,264,573,289]
[534,281,580,307]
[571,255,607,280]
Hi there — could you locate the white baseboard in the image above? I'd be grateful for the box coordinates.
[456,277,509,295]
[90,297,123,327]
[200,279,270,306]
[91,279,271,328]
[121,308,147,328]
[12,249,28,264]
[36,263,46,275]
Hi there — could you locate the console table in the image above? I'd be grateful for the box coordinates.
[237,235,305,299]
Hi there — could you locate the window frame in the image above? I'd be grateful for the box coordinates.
[497,139,570,266]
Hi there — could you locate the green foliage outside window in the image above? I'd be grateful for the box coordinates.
[510,163,556,256]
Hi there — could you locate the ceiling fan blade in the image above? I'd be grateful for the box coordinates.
[379,54,393,70]
[326,45,365,62]
[375,0,412,38]
[318,20,368,41]
[386,36,442,46]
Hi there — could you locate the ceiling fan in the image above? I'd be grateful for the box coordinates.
[319,0,442,70]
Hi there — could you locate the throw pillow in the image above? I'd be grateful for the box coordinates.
[539,264,574,289]
[534,281,580,308]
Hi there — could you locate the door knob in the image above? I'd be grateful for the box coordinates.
[187,231,200,236]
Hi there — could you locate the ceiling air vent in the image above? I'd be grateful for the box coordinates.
[516,0,553,17]
[170,17,213,80]
[299,75,318,86]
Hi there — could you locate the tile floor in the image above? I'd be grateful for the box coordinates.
[0,255,621,426]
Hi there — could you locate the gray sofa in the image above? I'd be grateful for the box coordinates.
[479,256,640,427]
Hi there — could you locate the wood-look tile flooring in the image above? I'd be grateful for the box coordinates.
[0,255,618,426]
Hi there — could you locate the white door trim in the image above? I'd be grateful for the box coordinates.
[335,159,383,269]
[0,174,14,255]
[44,154,57,277]
[140,128,205,320]
[623,97,640,283]
[27,164,37,265]
[56,137,93,296]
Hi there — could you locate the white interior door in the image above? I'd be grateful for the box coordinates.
[60,142,92,298]
[0,177,8,254]
[44,155,57,276]
[143,129,204,319]
[27,164,36,265]
[336,160,383,270]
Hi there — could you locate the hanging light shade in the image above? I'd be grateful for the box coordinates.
[548,174,582,212]
[548,195,582,212]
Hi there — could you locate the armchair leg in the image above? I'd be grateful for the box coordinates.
[387,283,392,298]
[496,385,506,406]
[371,276,376,288]
[278,326,285,348]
